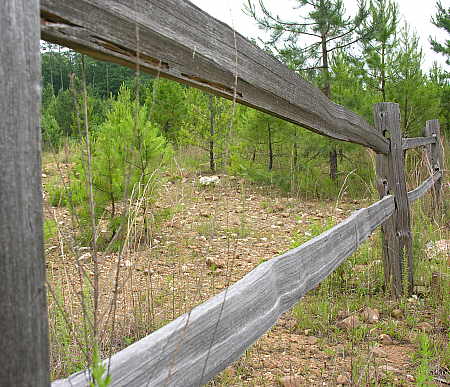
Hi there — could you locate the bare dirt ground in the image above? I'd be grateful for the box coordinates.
[42,161,448,386]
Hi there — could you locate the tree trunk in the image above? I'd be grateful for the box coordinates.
[321,36,338,181]
[381,44,386,102]
[329,148,338,181]
[321,37,331,99]
[293,141,298,170]
[268,122,273,170]
[0,1,50,385]
[106,63,110,96]
[208,95,216,172]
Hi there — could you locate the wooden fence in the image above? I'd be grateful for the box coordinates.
[0,0,444,386]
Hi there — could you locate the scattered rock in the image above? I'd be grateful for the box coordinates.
[391,309,403,319]
[304,329,313,336]
[378,365,401,374]
[199,176,219,186]
[272,204,285,212]
[336,374,349,385]
[417,322,433,333]
[379,334,393,345]
[361,307,379,324]
[307,336,318,345]
[371,346,387,358]
[78,252,91,262]
[336,315,361,330]
[279,375,302,387]
[123,259,132,268]
[281,212,290,218]
[276,221,284,227]
[406,374,415,382]
[205,257,225,270]
[337,310,349,320]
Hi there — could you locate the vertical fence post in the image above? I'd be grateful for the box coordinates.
[424,120,444,213]
[373,103,413,298]
[0,1,49,386]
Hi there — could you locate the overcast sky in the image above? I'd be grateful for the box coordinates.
[190,0,448,70]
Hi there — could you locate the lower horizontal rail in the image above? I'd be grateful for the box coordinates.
[407,170,442,203]
[52,195,394,387]
[402,136,436,150]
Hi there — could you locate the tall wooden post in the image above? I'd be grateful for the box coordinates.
[373,103,413,298]
[424,120,444,213]
[0,1,49,386]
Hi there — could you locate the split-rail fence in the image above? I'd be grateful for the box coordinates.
[0,0,445,386]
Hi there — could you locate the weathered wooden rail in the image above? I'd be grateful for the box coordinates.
[1,0,445,386]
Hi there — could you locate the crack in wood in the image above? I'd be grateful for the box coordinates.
[91,36,170,70]
[181,73,243,98]
[40,11,81,28]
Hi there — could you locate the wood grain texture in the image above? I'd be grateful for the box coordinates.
[0,1,49,385]
[424,120,444,212]
[52,196,394,387]
[40,0,389,153]
[402,136,436,150]
[408,171,442,203]
[374,103,413,297]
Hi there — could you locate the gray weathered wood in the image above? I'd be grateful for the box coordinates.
[0,1,49,385]
[40,0,389,154]
[374,103,413,297]
[52,196,394,387]
[408,171,442,203]
[402,136,436,150]
[424,120,444,212]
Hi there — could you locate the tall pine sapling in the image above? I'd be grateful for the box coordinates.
[72,85,170,246]
[362,0,399,102]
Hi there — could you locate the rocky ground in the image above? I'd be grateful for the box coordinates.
[42,159,449,386]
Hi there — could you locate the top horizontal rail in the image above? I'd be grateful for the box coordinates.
[40,0,389,154]
[402,136,436,150]
[52,195,394,386]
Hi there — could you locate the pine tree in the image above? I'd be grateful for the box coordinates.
[245,0,371,180]
[389,25,442,137]
[146,78,187,144]
[362,0,399,101]
[71,85,170,244]
[430,1,450,65]
[180,88,235,172]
